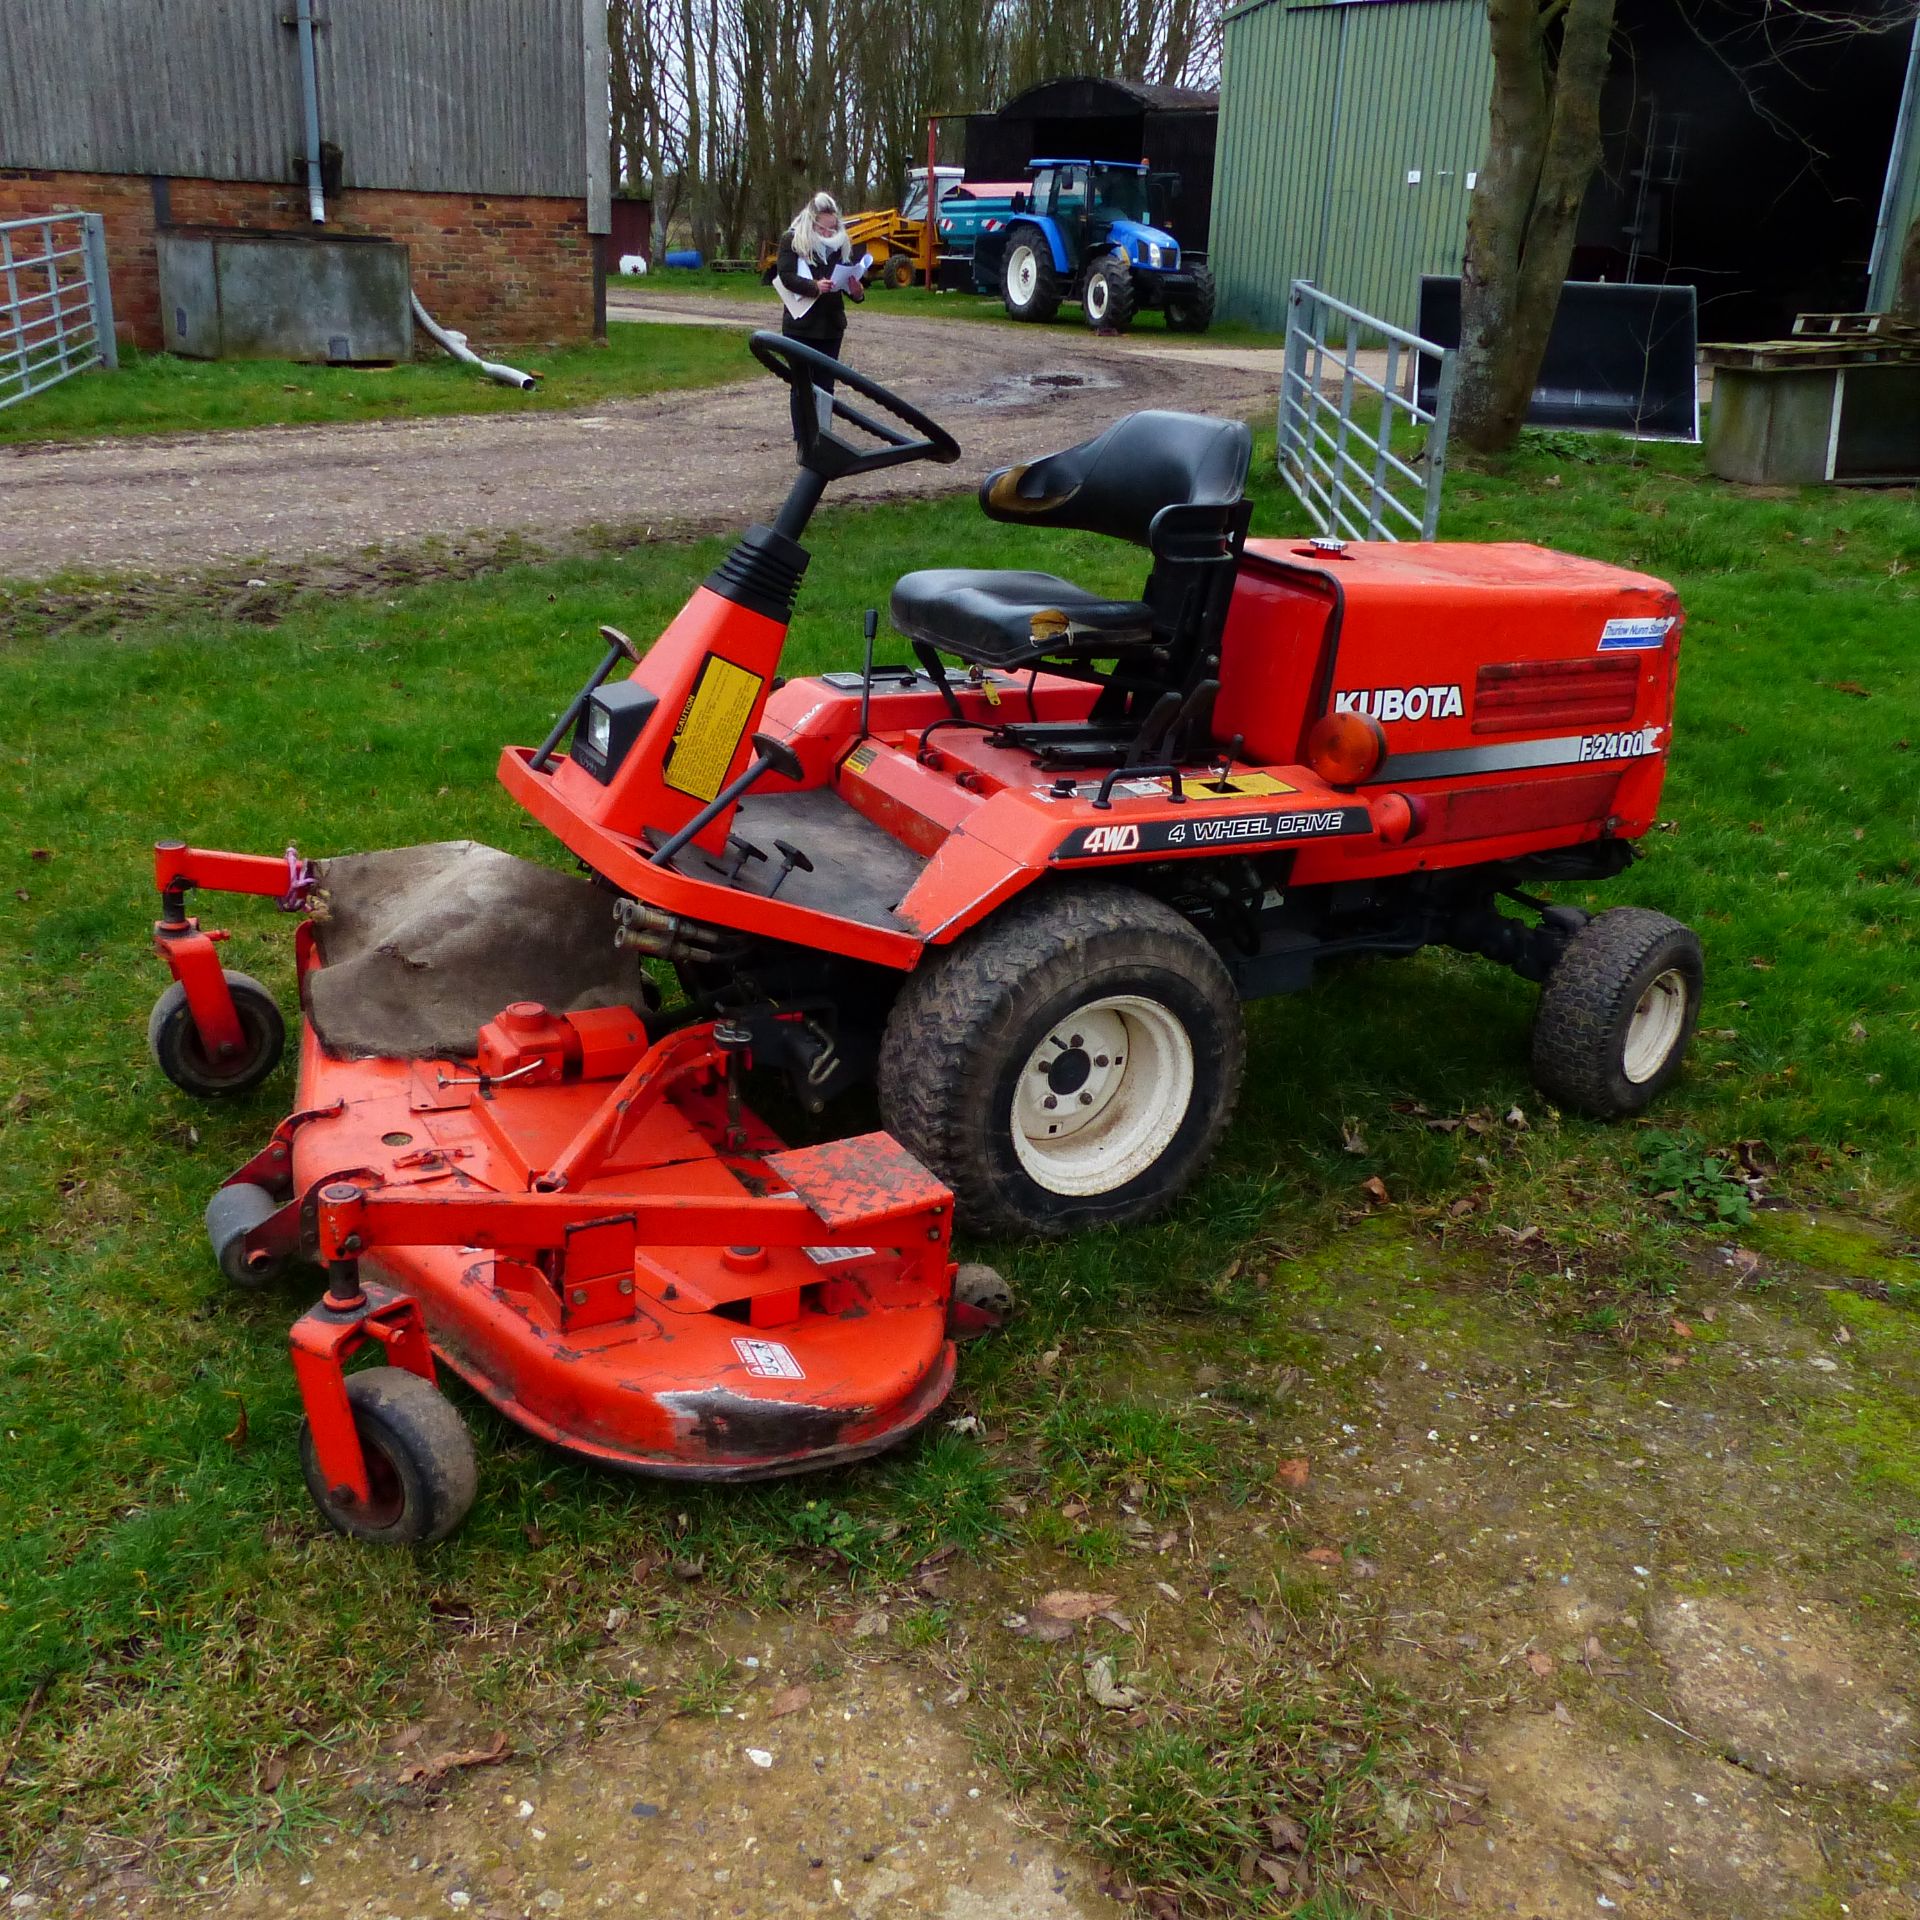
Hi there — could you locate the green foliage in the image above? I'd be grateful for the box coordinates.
[1635,1132,1755,1225]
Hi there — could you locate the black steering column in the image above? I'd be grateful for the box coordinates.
[748,330,961,541]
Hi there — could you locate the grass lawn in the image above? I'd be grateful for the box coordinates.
[2,431,1918,1906]
[0,324,747,447]
[615,265,1289,348]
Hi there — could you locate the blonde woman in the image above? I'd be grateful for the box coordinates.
[773,190,865,446]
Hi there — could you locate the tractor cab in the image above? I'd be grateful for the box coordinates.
[1021,159,1178,269]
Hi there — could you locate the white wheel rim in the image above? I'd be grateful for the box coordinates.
[1086,275,1108,319]
[1010,995,1194,1197]
[1623,967,1689,1083]
[1010,247,1037,303]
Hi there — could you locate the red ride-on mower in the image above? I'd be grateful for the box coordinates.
[148,332,1700,1538]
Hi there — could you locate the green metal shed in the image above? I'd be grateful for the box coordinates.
[1209,0,1491,334]
[1867,20,1919,314]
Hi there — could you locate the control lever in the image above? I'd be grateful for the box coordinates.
[857,607,879,741]
[648,731,804,868]
[531,625,641,772]
[767,838,815,898]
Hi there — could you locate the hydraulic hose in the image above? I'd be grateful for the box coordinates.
[410,293,538,391]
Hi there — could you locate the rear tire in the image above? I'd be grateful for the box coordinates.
[1531,907,1703,1117]
[879,885,1243,1239]
[1001,226,1062,323]
[299,1369,477,1547]
[1165,262,1216,334]
[148,971,285,1097]
[883,252,914,289]
[1082,253,1136,331]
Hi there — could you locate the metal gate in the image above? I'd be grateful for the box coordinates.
[1277,279,1456,541]
[1,212,117,410]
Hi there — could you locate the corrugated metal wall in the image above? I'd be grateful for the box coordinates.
[0,0,596,200]
[1867,19,1918,312]
[1211,0,1491,333]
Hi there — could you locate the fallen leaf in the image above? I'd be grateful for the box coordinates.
[260,1754,287,1792]
[1034,1590,1118,1622]
[1265,1810,1307,1851]
[1525,1650,1556,1678]
[1505,1105,1529,1130]
[1257,1856,1292,1892]
[397,1731,510,1786]
[1017,1615,1077,1643]
[28,848,52,861]
[1340,1121,1368,1155]
[1082,1654,1143,1710]
[224,1398,249,1449]
[1304,1545,1343,1567]
[1275,1456,1311,1491]
[1553,1701,1575,1725]
[1671,1318,1693,1339]
[390,1723,426,1751]
[1425,1116,1463,1134]
[1828,680,1873,697]
[851,1609,889,1640]
[1360,1175,1391,1207]
[1836,1326,1853,1346]
[766,1685,811,1719]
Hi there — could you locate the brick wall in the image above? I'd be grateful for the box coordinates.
[0,169,592,351]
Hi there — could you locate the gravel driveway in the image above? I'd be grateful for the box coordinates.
[0,297,1277,584]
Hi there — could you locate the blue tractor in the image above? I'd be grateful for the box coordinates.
[974,158,1216,333]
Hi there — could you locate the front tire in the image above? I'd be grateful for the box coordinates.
[1001,226,1062,323]
[299,1369,477,1547]
[1082,253,1136,331]
[1531,907,1703,1117]
[1165,262,1217,334]
[879,885,1244,1238]
[883,252,914,289]
[148,971,285,1097]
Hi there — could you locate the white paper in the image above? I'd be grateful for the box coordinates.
[828,251,872,294]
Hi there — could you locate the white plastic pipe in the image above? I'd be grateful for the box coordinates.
[410,293,538,390]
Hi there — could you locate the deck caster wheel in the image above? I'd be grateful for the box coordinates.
[950,1262,1013,1338]
[880,883,1243,1239]
[148,971,285,1097]
[299,1369,478,1547]
[1530,907,1703,1118]
[205,1181,283,1287]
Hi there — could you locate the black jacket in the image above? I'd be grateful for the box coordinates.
[775,240,848,340]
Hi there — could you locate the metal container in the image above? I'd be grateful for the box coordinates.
[157,227,412,363]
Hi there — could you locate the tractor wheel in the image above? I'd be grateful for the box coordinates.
[879,884,1244,1239]
[1530,907,1703,1118]
[883,252,915,289]
[1001,226,1062,323]
[299,1369,477,1547]
[1165,262,1217,334]
[148,971,285,1097]
[1082,253,1136,331]
[205,1181,284,1288]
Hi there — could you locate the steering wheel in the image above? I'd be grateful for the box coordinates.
[749,329,960,479]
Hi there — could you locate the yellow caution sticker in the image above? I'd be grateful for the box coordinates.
[664,654,764,802]
[1206,770,1295,797]
[843,742,878,774]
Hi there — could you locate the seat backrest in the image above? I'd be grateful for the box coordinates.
[979,411,1252,550]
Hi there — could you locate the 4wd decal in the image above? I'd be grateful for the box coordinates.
[1334,684,1465,723]
[1055,806,1371,861]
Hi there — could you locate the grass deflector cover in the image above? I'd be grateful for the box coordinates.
[140,331,1705,1550]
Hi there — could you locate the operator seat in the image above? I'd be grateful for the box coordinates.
[890,410,1252,673]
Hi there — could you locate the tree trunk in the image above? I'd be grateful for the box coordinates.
[1454,0,1618,454]
[1893,210,1920,325]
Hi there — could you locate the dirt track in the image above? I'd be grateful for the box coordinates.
[0,297,1276,584]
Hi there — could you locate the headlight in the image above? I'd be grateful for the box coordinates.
[1147,243,1163,267]
[587,704,612,754]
